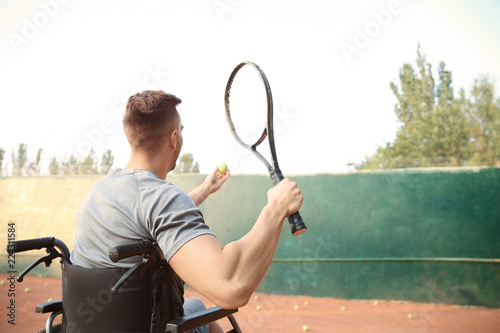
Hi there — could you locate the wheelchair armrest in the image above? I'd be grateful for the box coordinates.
[166,307,238,333]
[35,300,63,314]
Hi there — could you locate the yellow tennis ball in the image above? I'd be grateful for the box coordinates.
[302,325,309,331]
[254,295,258,300]
[373,301,378,306]
[294,305,299,310]
[256,305,261,311]
[44,282,49,287]
[217,163,228,174]
[304,301,309,306]
[47,298,53,302]
[341,306,346,311]
[24,287,30,293]
[408,313,412,319]
[0,280,5,286]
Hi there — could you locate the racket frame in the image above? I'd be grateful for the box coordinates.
[224,61,307,236]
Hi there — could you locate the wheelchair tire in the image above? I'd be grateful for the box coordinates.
[35,322,62,333]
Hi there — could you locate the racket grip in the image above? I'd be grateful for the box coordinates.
[270,170,307,236]
[288,211,307,236]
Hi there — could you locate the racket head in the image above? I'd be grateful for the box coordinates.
[224,61,278,171]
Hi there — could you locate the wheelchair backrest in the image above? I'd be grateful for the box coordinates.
[62,257,153,332]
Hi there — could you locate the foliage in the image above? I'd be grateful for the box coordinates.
[173,153,200,174]
[49,155,60,175]
[0,148,4,176]
[79,148,98,174]
[357,46,500,170]
[11,143,28,175]
[1,145,203,176]
[61,154,79,175]
[3,145,116,176]
[99,149,115,174]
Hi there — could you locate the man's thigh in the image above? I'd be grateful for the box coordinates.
[183,297,209,333]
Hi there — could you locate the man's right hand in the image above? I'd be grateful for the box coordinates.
[266,178,303,219]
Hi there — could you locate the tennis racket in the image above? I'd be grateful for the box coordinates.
[224,61,307,236]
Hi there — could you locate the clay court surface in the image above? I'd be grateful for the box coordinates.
[1,273,498,332]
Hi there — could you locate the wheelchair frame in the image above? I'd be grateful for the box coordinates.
[10,237,242,333]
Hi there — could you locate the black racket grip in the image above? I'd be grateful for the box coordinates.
[270,170,307,236]
[8,237,56,254]
[109,240,154,263]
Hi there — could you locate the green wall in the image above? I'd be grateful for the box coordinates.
[181,168,500,308]
[2,168,499,307]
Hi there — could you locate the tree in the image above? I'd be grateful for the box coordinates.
[99,149,114,174]
[27,148,43,176]
[49,156,60,175]
[12,143,28,175]
[173,153,201,174]
[467,77,500,166]
[0,148,4,176]
[80,148,98,174]
[61,154,79,175]
[357,46,499,169]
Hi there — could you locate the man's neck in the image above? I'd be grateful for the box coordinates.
[125,153,170,180]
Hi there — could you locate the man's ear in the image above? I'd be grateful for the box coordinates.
[169,129,178,149]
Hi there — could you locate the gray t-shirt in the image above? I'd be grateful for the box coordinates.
[70,169,214,268]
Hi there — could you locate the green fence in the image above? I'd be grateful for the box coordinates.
[2,168,499,307]
[190,168,500,308]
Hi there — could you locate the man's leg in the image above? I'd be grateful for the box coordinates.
[183,297,223,333]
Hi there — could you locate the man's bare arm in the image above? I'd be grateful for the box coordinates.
[169,178,303,309]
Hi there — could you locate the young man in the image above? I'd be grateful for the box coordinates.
[71,90,303,332]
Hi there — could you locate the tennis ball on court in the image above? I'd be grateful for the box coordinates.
[408,313,412,319]
[302,325,309,331]
[373,301,378,306]
[254,295,258,300]
[304,301,309,306]
[341,306,346,311]
[217,163,228,175]
[47,298,53,302]
[24,287,30,293]
[0,280,5,286]
[294,305,299,310]
[256,305,261,311]
[45,282,49,287]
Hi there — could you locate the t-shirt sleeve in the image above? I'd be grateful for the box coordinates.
[142,182,214,262]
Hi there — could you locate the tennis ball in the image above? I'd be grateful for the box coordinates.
[408,313,412,319]
[24,287,30,293]
[341,306,346,311]
[294,305,299,310]
[47,298,53,302]
[217,163,228,175]
[256,305,261,311]
[45,282,49,287]
[302,325,309,331]
[373,301,378,306]
[304,301,309,306]
[254,295,258,300]
[0,280,5,286]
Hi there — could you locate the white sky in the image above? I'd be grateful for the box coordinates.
[0,0,499,175]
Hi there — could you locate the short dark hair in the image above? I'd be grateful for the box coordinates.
[123,90,182,155]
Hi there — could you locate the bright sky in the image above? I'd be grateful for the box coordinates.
[1,0,499,175]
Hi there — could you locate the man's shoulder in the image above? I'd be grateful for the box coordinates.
[131,171,194,207]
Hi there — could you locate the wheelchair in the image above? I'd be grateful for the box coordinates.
[9,237,242,333]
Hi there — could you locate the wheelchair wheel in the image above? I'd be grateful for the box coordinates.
[35,322,62,333]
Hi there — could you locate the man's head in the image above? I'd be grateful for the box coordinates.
[123,90,182,161]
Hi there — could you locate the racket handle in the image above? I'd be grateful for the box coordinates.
[270,170,307,236]
[288,211,307,236]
